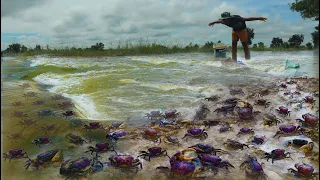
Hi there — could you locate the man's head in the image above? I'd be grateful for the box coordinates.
[220,12,233,23]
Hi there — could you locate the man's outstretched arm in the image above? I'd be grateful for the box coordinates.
[243,17,267,22]
[208,20,222,26]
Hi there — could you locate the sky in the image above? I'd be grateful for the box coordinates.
[1,0,318,50]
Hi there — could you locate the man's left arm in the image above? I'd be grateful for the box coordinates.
[243,17,267,22]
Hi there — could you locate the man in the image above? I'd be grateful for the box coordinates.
[208,12,267,61]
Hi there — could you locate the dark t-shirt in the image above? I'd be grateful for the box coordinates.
[222,15,247,31]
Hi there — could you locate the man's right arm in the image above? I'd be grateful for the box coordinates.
[208,20,222,26]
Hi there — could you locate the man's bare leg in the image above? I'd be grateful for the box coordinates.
[232,40,238,61]
[242,42,250,60]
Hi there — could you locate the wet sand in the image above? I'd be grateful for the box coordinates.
[1,77,319,180]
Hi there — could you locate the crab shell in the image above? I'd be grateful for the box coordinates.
[148,147,163,154]
[237,108,253,120]
[280,83,287,88]
[36,150,62,162]
[37,137,51,144]
[165,110,178,117]
[199,154,222,165]
[278,106,289,113]
[271,149,285,157]
[171,161,196,177]
[144,128,158,136]
[304,96,314,103]
[111,130,127,137]
[189,144,213,154]
[252,135,265,144]
[164,136,179,144]
[109,155,134,167]
[9,149,25,157]
[249,158,263,172]
[279,125,298,133]
[187,128,203,135]
[96,143,111,151]
[60,157,92,175]
[265,113,277,120]
[89,122,100,127]
[240,127,252,133]
[295,163,314,175]
[302,113,319,125]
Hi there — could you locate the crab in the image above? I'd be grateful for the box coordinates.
[193,104,210,121]
[169,149,201,166]
[188,143,228,156]
[3,149,29,162]
[263,113,283,126]
[62,110,76,118]
[288,163,318,178]
[182,127,208,141]
[219,123,232,133]
[23,92,38,98]
[263,149,292,163]
[10,111,28,119]
[19,83,31,89]
[65,133,87,146]
[25,150,63,170]
[240,155,266,179]
[41,124,60,134]
[12,101,24,107]
[273,124,302,138]
[198,154,234,174]
[51,94,64,101]
[303,96,316,104]
[163,109,180,120]
[285,139,309,148]
[296,113,319,127]
[223,97,241,105]
[213,104,236,116]
[57,101,75,109]
[204,95,220,101]
[279,83,287,88]
[237,127,254,136]
[237,107,253,120]
[32,100,46,106]
[83,122,104,131]
[85,142,116,156]
[6,133,24,141]
[223,139,249,150]
[249,135,266,145]
[254,99,271,108]
[156,160,198,177]
[163,136,181,147]
[60,157,103,179]
[138,147,170,161]
[229,88,245,95]
[32,137,54,147]
[109,121,126,130]
[14,119,38,129]
[203,119,220,128]
[276,106,291,116]
[106,130,127,142]
[145,110,163,120]
[144,128,161,142]
[69,119,85,129]
[37,109,56,119]
[152,119,180,129]
[108,154,142,173]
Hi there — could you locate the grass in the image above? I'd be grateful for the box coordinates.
[1,41,315,58]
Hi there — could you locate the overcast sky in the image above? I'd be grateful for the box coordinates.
[1,0,318,50]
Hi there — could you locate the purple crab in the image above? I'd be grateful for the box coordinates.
[106,130,127,142]
[83,122,104,131]
[60,157,103,178]
[164,109,180,120]
[163,136,181,147]
[288,163,318,178]
[32,137,54,147]
[144,128,161,142]
[62,110,76,118]
[3,149,29,162]
[138,147,170,161]
[25,150,63,170]
[219,123,232,133]
[240,155,266,179]
[254,99,271,108]
[85,142,116,156]
[203,119,220,128]
[273,124,302,138]
[303,96,316,104]
[263,149,292,163]
[223,97,241,105]
[237,107,253,120]
[280,83,287,88]
[182,127,208,141]
[145,110,163,120]
[198,154,234,174]
[213,104,236,116]
[237,127,254,136]
[108,154,142,173]
[249,135,266,145]
[189,143,229,156]
[296,113,318,127]
[156,160,196,177]
[276,106,291,116]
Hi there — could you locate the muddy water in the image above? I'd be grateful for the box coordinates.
[1,52,319,180]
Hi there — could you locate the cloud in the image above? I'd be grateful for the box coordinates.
[1,0,318,49]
